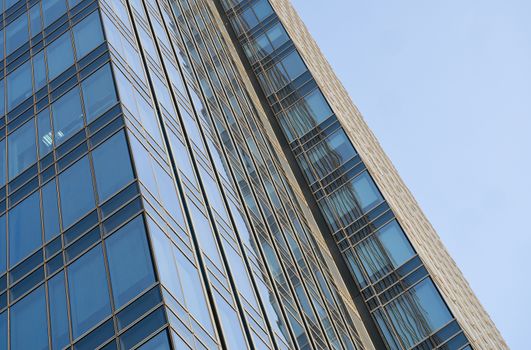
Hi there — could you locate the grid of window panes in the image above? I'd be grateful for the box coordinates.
[0,0,180,349]
[221,0,473,349]
[97,0,369,349]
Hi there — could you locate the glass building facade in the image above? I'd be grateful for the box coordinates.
[0,0,505,350]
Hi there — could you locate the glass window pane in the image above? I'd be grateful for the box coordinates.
[29,4,42,36]
[0,311,6,350]
[214,293,247,350]
[10,286,48,350]
[59,156,95,228]
[6,13,28,55]
[42,179,60,242]
[137,331,171,350]
[48,272,70,350]
[106,216,155,308]
[8,120,36,180]
[7,60,32,111]
[0,139,6,186]
[43,0,67,26]
[352,172,383,211]
[0,216,5,274]
[73,11,104,58]
[47,31,74,80]
[378,221,415,268]
[52,87,84,145]
[9,191,41,266]
[92,131,133,202]
[81,64,118,123]
[37,108,53,157]
[33,50,47,91]
[0,80,5,116]
[68,245,111,338]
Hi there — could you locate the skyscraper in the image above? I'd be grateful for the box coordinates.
[0,0,505,349]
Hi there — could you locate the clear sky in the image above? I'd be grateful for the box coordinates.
[290,0,530,348]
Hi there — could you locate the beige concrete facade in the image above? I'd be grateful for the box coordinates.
[265,1,508,349]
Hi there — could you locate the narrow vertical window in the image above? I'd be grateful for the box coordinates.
[68,245,111,338]
[8,120,37,180]
[10,286,48,350]
[106,216,155,308]
[52,87,84,145]
[58,156,95,228]
[81,64,118,123]
[48,272,70,349]
[73,11,104,58]
[8,191,41,266]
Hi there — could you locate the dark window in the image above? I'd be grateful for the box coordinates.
[0,216,5,274]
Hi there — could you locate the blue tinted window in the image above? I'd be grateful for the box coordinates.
[73,11,104,58]
[81,64,118,123]
[43,0,67,26]
[7,60,32,111]
[52,87,84,145]
[0,80,4,116]
[351,172,383,211]
[48,272,70,350]
[282,51,306,80]
[33,51,47,91]
[0,139,5,186]
[92,131,133,202]
[0,311,6,350]
[386,278,452,347]
[6,13,28,55]
[42,180,60,242]
[215,294,247,350]
[0,216,5,274]
[29,4,43,36]
[106,216,155,308]
[47,31,74,80]
[68,245,111,338]
[355,221,415,282]
[59,156,95,228]
[9,191,41,266]
[149,220,184,302]
[8,120,36,180]
[138,331,171,350]
[10,286,48,350]
[37,108,53,157]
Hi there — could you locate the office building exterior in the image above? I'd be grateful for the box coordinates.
[0,0,505,349]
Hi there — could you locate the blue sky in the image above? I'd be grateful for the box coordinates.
[290,0,530,348]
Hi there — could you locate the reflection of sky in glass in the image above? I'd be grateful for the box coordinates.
[291,0,530,347]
